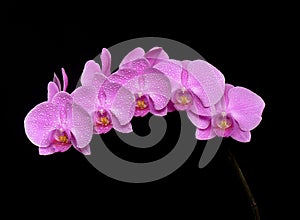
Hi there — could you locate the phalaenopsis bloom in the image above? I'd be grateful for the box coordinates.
[24,69,93,155]
[195,84,265,142]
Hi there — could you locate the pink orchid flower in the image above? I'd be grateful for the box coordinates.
[195,84,265,142]
[109,47,171,116]
[109,67,171,117]
[72,74,136,134]
[153,59,225,126]
[24,69,93,155]
[119,47,169,74]
[73,49,136,133]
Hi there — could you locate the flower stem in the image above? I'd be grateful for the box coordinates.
[227,149,260,220]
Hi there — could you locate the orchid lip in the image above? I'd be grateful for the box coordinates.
[174,88,193,105]
[213,112,233,130]
[135,95,148,110]
[51,129,71,147]
[94,109,111,127]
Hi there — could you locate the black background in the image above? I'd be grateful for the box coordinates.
[4,4,288,219]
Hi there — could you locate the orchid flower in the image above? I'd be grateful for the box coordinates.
[107,47,171,117]
[24,69,93,155]
[109,67,171,117]
[72,77,136,134]
[153,59,225,127]
[195,84,265,142]
[73,48,136,133]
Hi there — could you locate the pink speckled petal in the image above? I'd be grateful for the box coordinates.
[111,114,133,133]
[195,125,216,140]
[38,144,71,155]
[120,47,145,66]
[151,106,168,116]
[70,103,93,148]
[51,92,73,111]
[145,47,169,66]
[188,60,225,107]
[227,86,265,131]
[61,68,68,91]
[47,82,59,101]
[189,93,212,116]
[81,60,102,86]
[53,73,61,91]
[215,84,234,111]
[100,48,111,76]
[187,111,210,129]
[141,72,171,110]
[74,144,91,155]
[52,92,74,129]
[94,123,113,134]
[39,145,56,155]
[98,81,122,108]
[109,68,138,85]
[91,73,107,92]
[145,47,169,59]
[148,96,168,116]
[24,102,59,147]
[71,86,97,114]
[110,86,135,125]
[230,125,251,142]
[154,59,183,85]
[121,58,150,74]
[134,107,149,117]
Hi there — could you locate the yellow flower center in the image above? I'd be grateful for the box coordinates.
[58,135,68,143]
[216,112,232,129]
[136,99,147,109]
[179,95,191,105]
[98,116,110,126]
[217,119,231,129]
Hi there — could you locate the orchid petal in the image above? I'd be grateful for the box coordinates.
[110,86,135,125]
[53,73,61,91]
[24,102,59,147]
[215,84,234,111]
[230,126,251,142]
[141,72,171,110]
[153,59,183,85]
[120,47,145,66]
[74,145,91,155]
[108,68,138,85]
[189,93,212,116]
[72,86,97,114]
[187,111,211,129]
[121,58,150,74]
[100,48,111,76]
[81,60,102,86]
[98,81,123,108]
[47,82,59,102]
[227,86,265,131]
[145,47,169,66]
[94,124,113,134]
[70,103,93,148]
[187,60,225,107]
[195,126,216,140]
[111,114,133,133]
[39,145,56,155]
[61,68,68,91]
